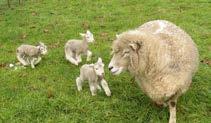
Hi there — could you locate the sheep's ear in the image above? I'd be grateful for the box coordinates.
[129,42,142,51]
[79,33,85,37]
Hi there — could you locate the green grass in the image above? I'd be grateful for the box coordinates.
[0,0,210,122]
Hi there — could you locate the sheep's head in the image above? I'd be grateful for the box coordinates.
[108,32,142,75]
[80,30,95,43]
[37,42,48,55]
[93,57,105,78]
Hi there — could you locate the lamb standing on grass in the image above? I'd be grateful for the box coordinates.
[16,42,47,68]
[76,58,111,96]
[108,20,199,123]
[65,30,94,66]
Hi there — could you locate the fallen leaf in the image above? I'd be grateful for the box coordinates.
[31,11,38,16]
[43,29,49,33]
[20,33,27,39]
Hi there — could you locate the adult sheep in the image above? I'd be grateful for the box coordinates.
[108,20,199,123]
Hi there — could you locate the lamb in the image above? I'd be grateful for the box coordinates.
[16,42,47,68]
[108,20,199,123]
[76,58,111,96]
[65,30,94,66]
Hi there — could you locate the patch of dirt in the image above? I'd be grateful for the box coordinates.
[208,45,211,51]
[49,42,60,48]
[200,58,211,66]
[82,21,90,30]
[47,87,54,98]
[0,63,7,68]
[20,33,27,39]
[100,32,108,37]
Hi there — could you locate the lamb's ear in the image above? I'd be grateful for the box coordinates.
[79,33,85,37]
[129,41,142,51]
[116,34,120,38]
[86,30,91,34]
[38,42,44,46]
[97,57,103,63]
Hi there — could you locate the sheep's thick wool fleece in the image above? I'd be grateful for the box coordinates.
[116,20,199,103]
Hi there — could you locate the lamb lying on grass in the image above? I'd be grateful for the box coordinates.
[76,58,111,96]
[16,42,47,68]
[65,30,94,66]
[108,20,199,123]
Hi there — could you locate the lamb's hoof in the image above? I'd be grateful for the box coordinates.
[77,88,82,91]
[106,92,111,97]
[91,93,96,96]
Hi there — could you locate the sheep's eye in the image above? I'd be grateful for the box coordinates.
[95,68,98,70]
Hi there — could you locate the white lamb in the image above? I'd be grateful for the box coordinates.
[76,58,111,96]
[65,30,94,66]
[16,42,47,68]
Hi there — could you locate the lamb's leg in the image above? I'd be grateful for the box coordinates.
[86,50,92,61]
[100,79,111,96]
[17,54,29,66]
[76,77,83,91]
[168,96,178,123]
[89,81,97,96]
[34,57,42,65]
[76,54,82,63]
[97,84,102,91]
[65,51,78,65]
[30,58,36,69]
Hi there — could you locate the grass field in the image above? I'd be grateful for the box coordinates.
[0,0,210,122]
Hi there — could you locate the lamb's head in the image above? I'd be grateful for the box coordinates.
[80,30,95,43]
[37,42,47,55]
[108,32,142,75]
[94,58,105,78]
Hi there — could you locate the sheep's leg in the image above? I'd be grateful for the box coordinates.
[86,50,92,61]
[89,81,97,96]
[34,57,42,65]
[65,51,78,65]
[168,95,178,123]
[76,77,83,91]
[100,79,111,96]
[17,54,28,66]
